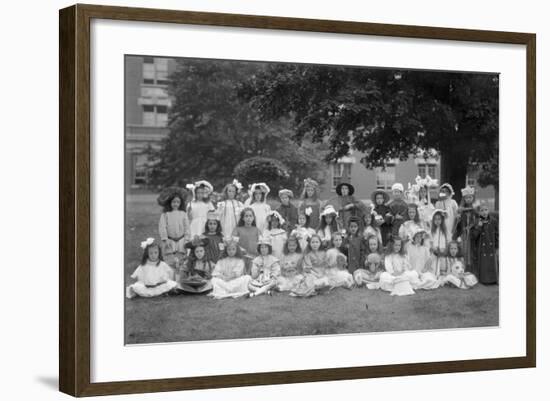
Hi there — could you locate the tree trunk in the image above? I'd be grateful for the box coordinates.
[439,148,468,205]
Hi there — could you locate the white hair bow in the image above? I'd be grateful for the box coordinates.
[140,237,155,249]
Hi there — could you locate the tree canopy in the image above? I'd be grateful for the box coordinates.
[239,64,499,202]
[148,59,327,193]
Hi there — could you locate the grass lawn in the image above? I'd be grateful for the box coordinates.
[124,194,499,345]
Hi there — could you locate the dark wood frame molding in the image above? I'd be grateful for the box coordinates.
[59,3,536,397]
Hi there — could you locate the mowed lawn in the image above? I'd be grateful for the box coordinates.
[124,194,499,345]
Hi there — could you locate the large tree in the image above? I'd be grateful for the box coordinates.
[149,59,326,193]
[239,64,499,202]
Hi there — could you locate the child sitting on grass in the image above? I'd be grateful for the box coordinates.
[277,235,304,292]
[353,234,385,288]
[126,238,178,298]
[209,238,252,299]
[249,236,281,297]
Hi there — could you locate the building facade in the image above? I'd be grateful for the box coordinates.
[320,150,496,207]
[125,55,177,192]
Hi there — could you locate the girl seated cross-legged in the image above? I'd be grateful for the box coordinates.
[248,236,281,297]
[126,238,178,299]
[208,237,252,299]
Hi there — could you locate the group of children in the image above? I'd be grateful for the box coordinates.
[126,176,498,299]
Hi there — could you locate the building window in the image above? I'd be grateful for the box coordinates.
[133,154,149,186]
[332,163,352,189]
[418,163,436,178]
[142,57,169,85]
[142,105,168,127]
[466,175,477,187]
[375,164,395,190]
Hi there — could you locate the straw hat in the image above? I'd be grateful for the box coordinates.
[320,205,338,217]
[370,189,390,204]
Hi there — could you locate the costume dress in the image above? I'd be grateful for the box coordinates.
[276,203,299,232]
[435,198,459,239]
[291,226,316,252]
[298,199,322,231]
[379,254,417,296]
[453,206,477,272]
[217,199,244,240]
[188,201,215,238]
[263,228,287,260]
[407,244,439,289]
[245,200,271,233]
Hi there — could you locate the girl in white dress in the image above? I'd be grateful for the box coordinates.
[244,183,271,233]
[435,183,459,239]
[407,228,439,290]
[187,180,215,238]
[264,211,288,260]
[428,209,450,277]
[126,238,178,298]
[379,237,417,296]
[249,236,281,297]
[317,205,339,248]
[217,179,244,240]
[158,192,190,265]
[277,235,304,292]
[209,239,252,299]
[398,203,423,248]
[291,211,316,252]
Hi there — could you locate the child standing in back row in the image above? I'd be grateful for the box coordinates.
[371,189,392,246]
[217,180,244,240]
[387,183,409,241]
[187,180,215,238]
[276,189,298,233]
[244,183,271,233]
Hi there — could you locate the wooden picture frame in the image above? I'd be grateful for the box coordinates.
[59,3,536,397]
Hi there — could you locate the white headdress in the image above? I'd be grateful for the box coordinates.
[140,237,155,249]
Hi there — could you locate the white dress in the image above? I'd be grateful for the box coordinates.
[417,199,435,230]
[158,210,190,254]
[217,200,244,240]
[188,201,215,238]
[209,257,252,299]
[250,254,281,287]
[379,254,417,296]
[264,228,287,259]
[428,228,449,276]
[126,261,177,298]
[245,201,271,233]
[435,198,459,238]
[291,226,316,252]
[407,244,439,290]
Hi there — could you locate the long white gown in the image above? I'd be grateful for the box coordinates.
[379,254,418,296]
[217,200,244,240]
[245,201,271,233]
[407,244,439,290]
[188,201,215,238]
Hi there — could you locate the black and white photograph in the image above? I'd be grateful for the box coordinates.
[124,55,499,344]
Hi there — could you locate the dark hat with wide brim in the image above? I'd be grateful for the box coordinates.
[157,186,189,207]
[370,189,390,204]
[335,182,355,196]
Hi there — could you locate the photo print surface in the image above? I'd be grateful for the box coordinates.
[124,55,499,344]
